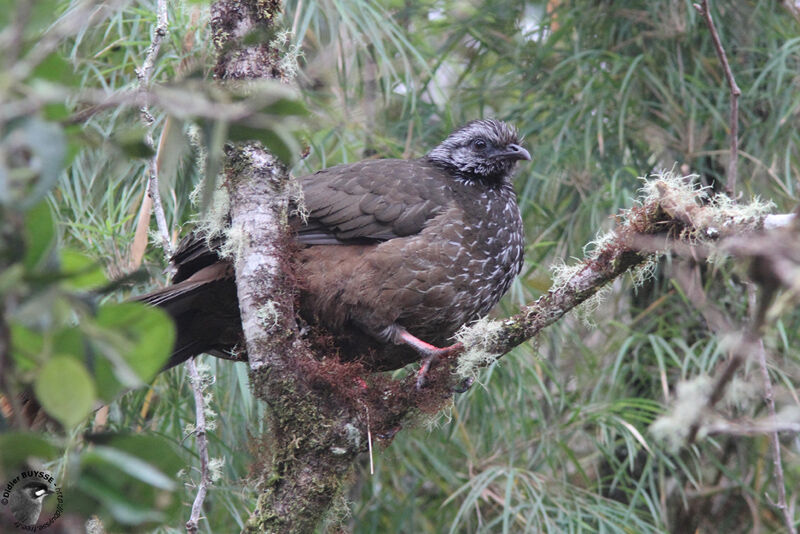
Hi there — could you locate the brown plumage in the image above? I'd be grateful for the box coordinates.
[138,119,530,375]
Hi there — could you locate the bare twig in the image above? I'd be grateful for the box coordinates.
[749,287,797,534]
[137,0,169,126]
[145,142,174,258]
[694,0,742,195]
[185,359,211,534]
[137,0,173,258]
[706,420,800,436]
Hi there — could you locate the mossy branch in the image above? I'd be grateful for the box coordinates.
[453,171,794,378]
[212,2,366,533]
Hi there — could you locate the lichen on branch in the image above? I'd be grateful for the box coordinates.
[452,170,788,376]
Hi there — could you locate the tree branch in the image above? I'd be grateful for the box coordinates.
[750,287,797,534]
[211,2,365,532]
[185,359,211,534]
[694,0,742,195]
[452,174,792,378]
[137,0,173,258]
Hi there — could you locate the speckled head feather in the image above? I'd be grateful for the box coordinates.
[426,118,531,182]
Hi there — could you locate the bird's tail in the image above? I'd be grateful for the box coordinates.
[134,262,242,370]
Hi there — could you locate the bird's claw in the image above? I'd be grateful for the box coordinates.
[414,342,464,390]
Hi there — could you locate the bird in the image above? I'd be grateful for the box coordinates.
[138,119,530,385]
[8,480,53,525]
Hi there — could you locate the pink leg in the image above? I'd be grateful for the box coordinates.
[397,329,463,389]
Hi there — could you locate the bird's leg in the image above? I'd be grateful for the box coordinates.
[395,329,463,389]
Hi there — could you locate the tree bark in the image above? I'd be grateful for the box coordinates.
[211,2,367,532]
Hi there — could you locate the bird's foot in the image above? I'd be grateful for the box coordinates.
[412,342,464,389]
[393,328,464,389]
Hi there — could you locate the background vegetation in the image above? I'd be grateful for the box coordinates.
[1,0,799,532]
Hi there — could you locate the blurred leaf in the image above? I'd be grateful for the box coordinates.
[34,355,96,428]
[53,326,84,358]
[0,433,58,471]
[42,102,70,122]
[10,321,45,370]
[260,97,308,117]
[228,124,297,164]
[18,119,66,209]
[200,118,228,211]
[0,0,63,41]
[112,128,155,159]
[94,302,174,382]
[60,248,106,290]
[102,434,182,478]
[31,52,75,85]
[77,473,166,525]
[0,264,24,295]
[92,355,122,403]
[22,200,55,270]
[83,446,176,490]
[155,117,188,195]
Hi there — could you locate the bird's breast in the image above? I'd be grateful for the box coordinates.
[295,184,524,347]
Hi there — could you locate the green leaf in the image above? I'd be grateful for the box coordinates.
[94,302,174,383]
[200,118,228,211]
[31,52,75,85]
[83,446,176,490]
[77,473,165,525]
[42,102,70,121]
[60,248,106,290]
[0,433,58,471]
[155,118,187,194]
[53,326,84,358]
[23,200,55,270]
[92,356,121,403]
[227,125,297,164]
[260,97,308,117]
[103,434,182,478]
[10,322,45,370]
[34,355,96,428]
[112,128,155,159]
[19,119,66,209]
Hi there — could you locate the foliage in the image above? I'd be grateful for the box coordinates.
[1,0,798,532]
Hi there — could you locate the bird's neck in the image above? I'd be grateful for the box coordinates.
[422,156,510,188]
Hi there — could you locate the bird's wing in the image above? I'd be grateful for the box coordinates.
[294,158,451,245]
[165,158,450,278]
[169,232,226,283]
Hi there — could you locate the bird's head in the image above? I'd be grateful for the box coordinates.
[426,118,531,183]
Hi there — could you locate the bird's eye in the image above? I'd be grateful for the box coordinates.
[472,138,487,150]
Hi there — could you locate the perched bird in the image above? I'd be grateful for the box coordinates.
[8,480,53,525]
[139,119,530,383]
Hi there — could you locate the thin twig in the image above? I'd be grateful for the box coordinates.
[186,359,211,534]
[137,0,169,125]
[749,287,797,534]
[706,420,800,436]
[365,405,374,475]
[146,148,174,258]
[137,0,173,258]
[694,0,741,195]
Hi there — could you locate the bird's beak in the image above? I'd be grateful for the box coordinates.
[497,143,531,162]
